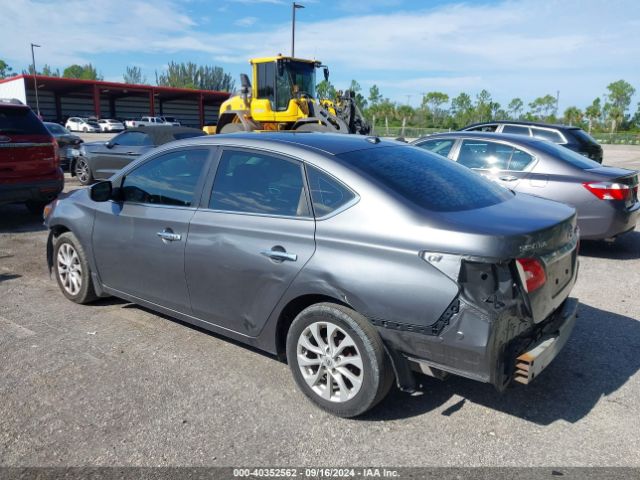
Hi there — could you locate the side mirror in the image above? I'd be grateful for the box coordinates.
[90,181,112,202]
[105,141,114,149]
[323,67,329,82]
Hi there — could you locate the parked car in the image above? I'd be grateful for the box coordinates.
[412,132,638,240]
[0,99,63,214]
[161,116,181,126]
[125,116,174,128]
[44,122,83,171]
[65,117,100,133]
[461,121,603,163]
[46,133,579,417]
[72,126,206,185]
[98,119,125,132]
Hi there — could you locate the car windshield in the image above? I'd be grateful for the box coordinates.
[276,60,316,110]
[338,146,513,212]
[45,123,68,135]
[533,140,602,169]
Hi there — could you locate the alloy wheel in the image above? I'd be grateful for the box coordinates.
[296,321,364,403]
[75,160,90,184]
[57,243,82,296]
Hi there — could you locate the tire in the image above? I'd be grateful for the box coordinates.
[83,127,88,132]
[53,232,98,304]
[286,303,394,418]
[75,158,93,185]
[219,123,245,134]
[295,123,331,132]
[25,201,48,215]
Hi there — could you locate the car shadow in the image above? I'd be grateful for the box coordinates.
[579,230,640,260]
[362,303,640,424]
[0,204,47,234]
[0,273,21,283]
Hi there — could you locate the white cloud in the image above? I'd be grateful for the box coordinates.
[234,16,259,27]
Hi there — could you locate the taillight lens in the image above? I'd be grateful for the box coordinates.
[516,258,546,293]
[52,139,60,168]
[583,181,632,201]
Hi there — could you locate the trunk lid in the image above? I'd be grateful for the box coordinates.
[433,193,579,323]
[0,133,58,181]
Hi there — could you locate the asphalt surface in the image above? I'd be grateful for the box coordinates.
[0,145,639,467]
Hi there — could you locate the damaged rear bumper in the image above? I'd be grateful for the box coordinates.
[513,297,578,384]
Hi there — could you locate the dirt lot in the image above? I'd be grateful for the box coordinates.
[1,145,639,466]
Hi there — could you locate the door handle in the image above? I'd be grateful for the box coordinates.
[156,230,182,242]
[499,175,518,182]
[260,249,297,262]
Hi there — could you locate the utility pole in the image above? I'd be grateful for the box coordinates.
[30,43,41,116]
[555,90,560,117]
[291,2,304,57]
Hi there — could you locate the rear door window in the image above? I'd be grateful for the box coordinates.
[457,140,511,170]
[531,127,564,143]
[121,149,209,206]
[210,149,310,217]
[502,125,531,136]
[414,139,455,158]
[306,165,356,217]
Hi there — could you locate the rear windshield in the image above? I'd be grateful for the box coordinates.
[534,140,601,169]
[570,128,599,146]
[0,107,49,135]
[338,146,512,212]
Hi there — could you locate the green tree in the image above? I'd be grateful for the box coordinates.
[63,63,102,80]
[348,79,368,110]
[563,106,583,126]
[450,92,474,127]
[368,84,382,107]
[421,91,449,126]
[474,89,493,122]
[585,98,602,133]
[528,94,556,121]
[507,98,524,119]
[604,80,635,132]
[316,80,337,101]
[0,59,13,79]
[123,66,147,85]
[155,61,235,91]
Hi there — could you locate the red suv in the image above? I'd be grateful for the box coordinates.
[0,99,63,214]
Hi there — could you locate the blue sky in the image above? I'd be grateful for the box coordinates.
[2,0,639,113]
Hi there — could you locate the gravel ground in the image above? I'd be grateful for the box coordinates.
[0,145,639,467]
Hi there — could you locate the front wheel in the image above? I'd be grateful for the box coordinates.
[286,303,394,418]
[53,232,98,304]
[75,158,93,185]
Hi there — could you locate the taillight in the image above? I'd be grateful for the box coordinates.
[52,139,60,168]
[583,181,632,201]
[516,258,546,293]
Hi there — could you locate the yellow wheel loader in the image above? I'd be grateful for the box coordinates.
[213,55,370,135]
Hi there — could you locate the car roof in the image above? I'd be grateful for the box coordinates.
[123,126,206,145]
[414,131,555,147]
[179,132,400,155]
[464,120,579,130]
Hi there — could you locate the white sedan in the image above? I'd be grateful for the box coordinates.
[65,117,100,132]
[98,119,125,132]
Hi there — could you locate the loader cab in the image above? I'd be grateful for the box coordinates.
[252,56,319,112]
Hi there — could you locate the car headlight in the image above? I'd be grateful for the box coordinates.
[79,145,86,156]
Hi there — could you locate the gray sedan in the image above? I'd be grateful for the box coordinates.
[45,133,579,417]
[412,132,639,240]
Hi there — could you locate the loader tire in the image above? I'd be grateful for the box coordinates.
[295,123,331,132]
[219,123,245,134]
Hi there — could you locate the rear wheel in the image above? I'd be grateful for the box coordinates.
[83,127,88,132]
[75,158,93,185]
[219,123,245,134]
[286,303,394,418]
[53,232,98,304]
[295,123,331,132]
